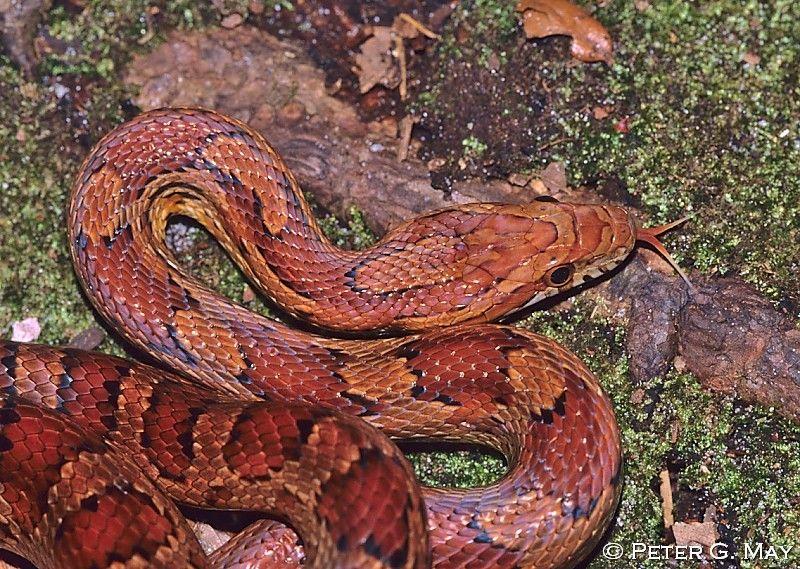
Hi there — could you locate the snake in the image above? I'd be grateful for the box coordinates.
[0,108,685,569]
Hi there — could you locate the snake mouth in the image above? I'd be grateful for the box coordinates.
[636,216,692,286]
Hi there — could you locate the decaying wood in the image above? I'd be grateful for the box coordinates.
[125,27,800,420]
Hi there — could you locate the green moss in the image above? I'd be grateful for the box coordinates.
[0,65,109,349]
[317,205,377,250]
[1,2,799,565]
[418,0,800,315]
[557,1,800,314]
[461,134,489,158]
[517,304,800,568]
[0,1,221,352]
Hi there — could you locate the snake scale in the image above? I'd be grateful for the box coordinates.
[0,108,682,568]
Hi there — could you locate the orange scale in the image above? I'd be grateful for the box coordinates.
[20,357,45,374]
[9,377,35,395]
[414,304,433,317]
[44,360,66,375]
[18,416,45,437]
[236,428,263,447]
[37,427,63,449]
[226,452,250,471]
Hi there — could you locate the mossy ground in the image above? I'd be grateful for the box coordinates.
[1,1,799,567]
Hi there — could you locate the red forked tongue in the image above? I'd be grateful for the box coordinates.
[636,216,692,286]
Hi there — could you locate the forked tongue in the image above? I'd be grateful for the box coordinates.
[636,216,692,286]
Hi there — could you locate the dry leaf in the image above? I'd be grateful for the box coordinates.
[614,116,630,133]
[67,326,106,350]
[516,0,613,64]
[673,521,719,549]
[220,13,243,29]
[354,27,399,94]
[508,172,534,186]
[540,161,567,193]
[11,317,41,342]
[742,51,760,65]
[592,105,611,120]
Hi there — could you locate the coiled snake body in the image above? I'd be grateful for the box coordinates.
[0,108,673,568]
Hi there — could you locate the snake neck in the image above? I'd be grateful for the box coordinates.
[70,108,641,336]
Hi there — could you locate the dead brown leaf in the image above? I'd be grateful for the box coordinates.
[67,326,106,350]
[742,51,760,65]
[539,161,567,192]
[354,27,399,94]
[508,172,534,187]
[592,105,611,120]
[516,0,613,64]
[220,13,243,29]
[614,116,630,133]
[673,521,719,549]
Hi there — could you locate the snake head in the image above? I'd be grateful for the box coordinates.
[452,199,688,316]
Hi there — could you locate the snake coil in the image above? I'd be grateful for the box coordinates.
[0,107,667,569]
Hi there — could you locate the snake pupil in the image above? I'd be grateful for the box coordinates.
[547,265,574,287]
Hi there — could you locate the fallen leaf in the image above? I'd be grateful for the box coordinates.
[11,317,41,342]
[634,0,650,10]
[516,0,613,64]
[354,27,399,94]
[67,326,106,350]
[220,13,243,29]
[242,285,255,303]
[539,161,567,192]
[673,520,719,549]
[508,172,534,187]
[528,179,549,196]
[592,105,611,120]
[427,157,447,171]
[742,51,760,66]
[248,0,264,15]
[614,116,630,133]
[370,117,399,138]
[277,101,306,126]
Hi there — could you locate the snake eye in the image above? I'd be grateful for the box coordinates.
[544,264,575,287]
